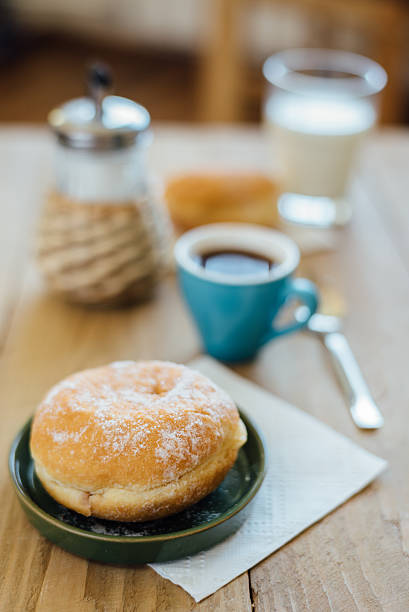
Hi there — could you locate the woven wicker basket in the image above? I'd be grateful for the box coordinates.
[36,191,172,307]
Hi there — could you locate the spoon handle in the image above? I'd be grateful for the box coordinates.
[323,332,384,429]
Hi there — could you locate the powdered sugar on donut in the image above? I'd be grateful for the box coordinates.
[31,361,239,488]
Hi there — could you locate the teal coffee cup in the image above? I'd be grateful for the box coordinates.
[175,224,318,362]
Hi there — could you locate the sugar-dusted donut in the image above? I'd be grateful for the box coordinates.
[30,361,247,521]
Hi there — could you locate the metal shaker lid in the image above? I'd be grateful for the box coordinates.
[48,63,151,150]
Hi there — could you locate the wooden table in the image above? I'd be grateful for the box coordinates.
[0,125,408,611]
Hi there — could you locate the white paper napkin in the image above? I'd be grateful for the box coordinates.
[150,357,387,602]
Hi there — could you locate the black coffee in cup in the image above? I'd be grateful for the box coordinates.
[175,223,318,361]
[197,249,275,277]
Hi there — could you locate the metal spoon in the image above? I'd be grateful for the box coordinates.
[296,282,384,430]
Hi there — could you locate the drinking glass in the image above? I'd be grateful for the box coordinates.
[263,49,387,228]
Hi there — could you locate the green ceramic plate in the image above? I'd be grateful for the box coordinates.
[9,410,266,564]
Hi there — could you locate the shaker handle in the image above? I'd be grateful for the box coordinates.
[87,62,112,120]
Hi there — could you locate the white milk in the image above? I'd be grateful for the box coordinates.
[265,94,376,198]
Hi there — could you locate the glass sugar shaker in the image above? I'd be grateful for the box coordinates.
[36,64,171,307]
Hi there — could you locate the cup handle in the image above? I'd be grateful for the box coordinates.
[260,278,319,344]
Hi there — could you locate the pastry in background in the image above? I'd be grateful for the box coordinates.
[165,172,280,229]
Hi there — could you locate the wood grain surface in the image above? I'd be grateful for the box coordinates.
[0,125,408,611]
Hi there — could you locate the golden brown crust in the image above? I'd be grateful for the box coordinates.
[165,173,280,229]
[30,361,247,521]
[34,419,246,521]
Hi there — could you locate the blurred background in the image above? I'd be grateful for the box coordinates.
[0,0,408,125]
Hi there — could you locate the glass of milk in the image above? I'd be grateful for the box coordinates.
[263,49,387,227]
